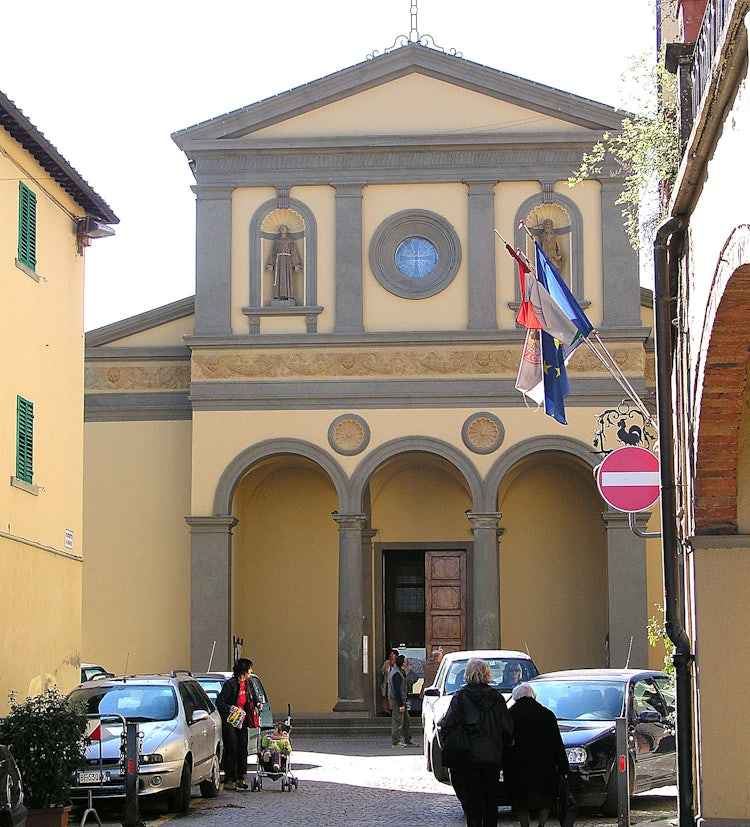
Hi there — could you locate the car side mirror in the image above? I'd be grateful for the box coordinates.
[192,709,210,723]
[638,709,662,723]
[424,687,439,697]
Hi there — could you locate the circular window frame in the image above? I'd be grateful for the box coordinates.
[369,209,462,299]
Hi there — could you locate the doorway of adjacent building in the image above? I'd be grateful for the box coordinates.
[382,547,467,663]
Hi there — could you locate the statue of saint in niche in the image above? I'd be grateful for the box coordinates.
[266,225,303,303]
[540,218,563,271]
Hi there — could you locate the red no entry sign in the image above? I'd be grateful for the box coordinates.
[596,446,661,513]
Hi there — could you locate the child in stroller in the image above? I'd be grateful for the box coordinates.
[260,722,292,772]
[252,708,298,791]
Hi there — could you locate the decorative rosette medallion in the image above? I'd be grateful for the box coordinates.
[328,414,371,456]
[462,412,505,454]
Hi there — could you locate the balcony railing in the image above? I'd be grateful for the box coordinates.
[690,0,733,115]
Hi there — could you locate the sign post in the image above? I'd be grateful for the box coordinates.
[596,446,660,513]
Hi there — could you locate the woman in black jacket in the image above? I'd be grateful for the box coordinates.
[505,683,569,827]
[439,658,514,827]
[216,658,260,791]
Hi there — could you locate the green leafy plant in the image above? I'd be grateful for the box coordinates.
[647,604,676,678]
[568,53,681,249]
[0,688,88,809]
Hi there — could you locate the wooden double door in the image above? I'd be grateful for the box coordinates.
[383,547,467,657]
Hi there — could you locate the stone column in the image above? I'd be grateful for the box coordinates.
[466,180,498,331]
[333,513,369,711]
[333,183,366,333]
[601,510,650,667]
[466,512,502,648]
[193,186,233,336]
[186,515,238,671]
[362,528,377,710]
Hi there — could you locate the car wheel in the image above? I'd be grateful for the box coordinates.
[199,753,221,798]
[603,760,634,817]
[167,761,192,813]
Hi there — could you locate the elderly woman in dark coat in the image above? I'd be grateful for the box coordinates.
[439,657,514,827]
[505,683,569,827]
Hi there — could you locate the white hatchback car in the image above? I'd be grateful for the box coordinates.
[69,671,223,812]
[421,649,539,783]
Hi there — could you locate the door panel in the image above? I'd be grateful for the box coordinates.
[426,550,466,654]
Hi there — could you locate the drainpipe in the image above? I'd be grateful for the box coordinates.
[653,215,694,827]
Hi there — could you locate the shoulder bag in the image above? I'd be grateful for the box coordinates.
[439,693,477,768]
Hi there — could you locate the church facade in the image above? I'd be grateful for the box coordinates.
[83,45,661,714]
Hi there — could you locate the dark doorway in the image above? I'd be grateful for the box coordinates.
[383,547,467,662]
[384,549,425,653]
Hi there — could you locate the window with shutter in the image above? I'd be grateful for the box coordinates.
[16,396,34,484]
[18,182,37,269]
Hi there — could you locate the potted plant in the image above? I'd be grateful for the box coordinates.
[0,687,88,827]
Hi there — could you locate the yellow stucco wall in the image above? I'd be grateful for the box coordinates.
[0,128,86,711]
[231,462,339,711]
[82,420,192,674]
[499,460,608,672]
[253,74,589,138]
[692,545,750,820]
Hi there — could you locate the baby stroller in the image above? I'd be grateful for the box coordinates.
[251,704,298,791]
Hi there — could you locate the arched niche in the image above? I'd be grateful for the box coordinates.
[246,196,320,332]
[512,192,586,305]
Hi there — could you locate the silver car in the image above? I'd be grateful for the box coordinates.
[69,671,223,812]
[421,649,539,784]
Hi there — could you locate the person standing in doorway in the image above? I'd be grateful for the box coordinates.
[216,658,260,790]
[388,654,418,748]
[422,647,444,694]
[380,649,398,715]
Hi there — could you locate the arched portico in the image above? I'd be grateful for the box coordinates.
[693,227,750,534]
[487,435,650,668]
[189,440,348,674]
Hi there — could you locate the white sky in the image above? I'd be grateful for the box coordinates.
[1,0,657,331]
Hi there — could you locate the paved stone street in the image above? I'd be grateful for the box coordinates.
[76,734,677,827]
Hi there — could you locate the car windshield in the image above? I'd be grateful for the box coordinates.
[70,684,178,722]
[196,678,224,701]
[443,657,539,694]
[532,680,625,720]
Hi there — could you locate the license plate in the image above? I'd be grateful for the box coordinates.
[77,770,111,784]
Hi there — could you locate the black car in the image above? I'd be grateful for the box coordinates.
[0,745,27,827]
[527,669,676,816]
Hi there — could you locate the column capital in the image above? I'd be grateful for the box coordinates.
[465,511,502,530]
[332,512,368,530]
[601,509,652,529]
[185,515,238,533]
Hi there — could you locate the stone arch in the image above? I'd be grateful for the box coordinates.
[213,438,349,515]
[513,191,585,300]
[348,436,484,513]
[249,196,318,309]
[485,434,596,508]
[693,225,750,534]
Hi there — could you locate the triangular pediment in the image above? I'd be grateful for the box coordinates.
[173,44,625,150]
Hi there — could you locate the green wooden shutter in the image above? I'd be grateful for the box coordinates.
[16,396,34,484]
[18,182,37,269]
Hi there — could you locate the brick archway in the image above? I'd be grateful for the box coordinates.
[694,226,750,533]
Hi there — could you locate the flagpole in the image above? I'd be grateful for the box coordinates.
[514,221,656,427]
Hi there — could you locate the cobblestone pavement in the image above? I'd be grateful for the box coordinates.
[75,734,677,827]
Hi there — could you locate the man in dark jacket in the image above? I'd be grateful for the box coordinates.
[439,657,514,827]
[505,683,569,827]
[388,655,418,747]
[216,658,260,790]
